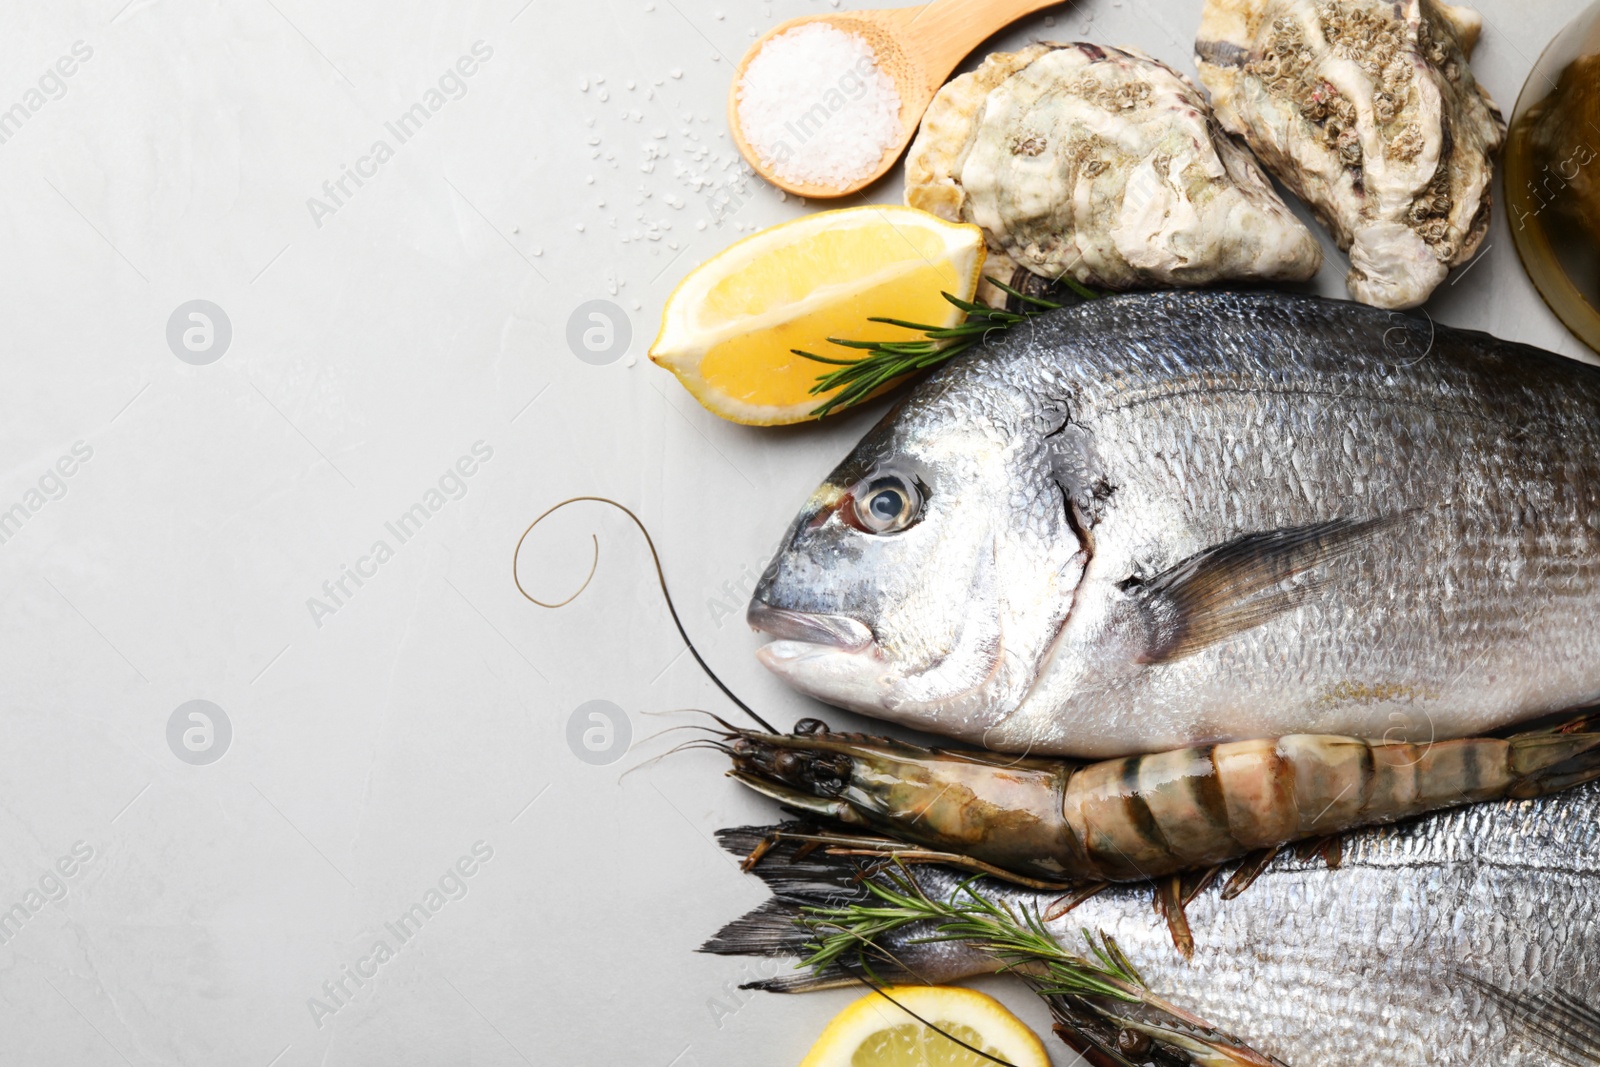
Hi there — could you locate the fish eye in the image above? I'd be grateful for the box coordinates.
[850,473,922,534]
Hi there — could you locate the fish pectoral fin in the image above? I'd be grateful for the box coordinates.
[1463,973,1600,1065]
[1124,515,1401,665]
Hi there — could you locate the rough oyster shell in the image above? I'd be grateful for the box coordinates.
[905,42,1322,305]
[1196,0,1506,308]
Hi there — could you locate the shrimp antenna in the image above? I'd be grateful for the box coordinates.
[513,496,778,733]
[616,738,734,782]
[627,721,729,752]
[640,707,748,735]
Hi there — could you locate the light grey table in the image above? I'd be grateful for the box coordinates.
[0,0,1585,1063]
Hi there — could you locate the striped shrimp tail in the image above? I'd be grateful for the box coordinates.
[1507,712,1600,799]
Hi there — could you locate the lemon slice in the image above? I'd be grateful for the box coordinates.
[798,985,1051,1067]
[650,206,985,425]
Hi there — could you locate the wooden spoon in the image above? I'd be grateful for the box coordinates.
[728,0,1062,199]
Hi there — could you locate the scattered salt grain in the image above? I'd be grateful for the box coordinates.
[734,22,902,189]
[670,68,683,79]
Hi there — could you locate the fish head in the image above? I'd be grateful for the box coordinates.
[747,395,1086,746]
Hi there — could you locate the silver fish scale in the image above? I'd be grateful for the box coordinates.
[936,786,1600,1066]
[962,291,1600,753]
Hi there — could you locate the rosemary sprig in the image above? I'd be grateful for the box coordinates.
[796,864,1286,1067]
[799,865,1143,1003]
[795,275,1098,418]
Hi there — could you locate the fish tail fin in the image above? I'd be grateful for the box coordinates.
[1507,710,1600,799]
[698,900,862,992]
[698,824,922,993]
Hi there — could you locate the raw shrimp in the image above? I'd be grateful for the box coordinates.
[723,713,1600,888]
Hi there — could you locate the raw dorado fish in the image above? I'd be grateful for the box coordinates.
[748,291,1600,757]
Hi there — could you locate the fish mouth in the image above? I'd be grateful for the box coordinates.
[746,600,874,653]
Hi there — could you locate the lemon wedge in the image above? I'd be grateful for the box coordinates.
[649,206,985,425]
[798,985,1052,1067]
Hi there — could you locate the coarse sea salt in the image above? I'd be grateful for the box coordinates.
[734,22,902,189]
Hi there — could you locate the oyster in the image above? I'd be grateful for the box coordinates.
[905,42,1322,305]
[1196,0,1506,308]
